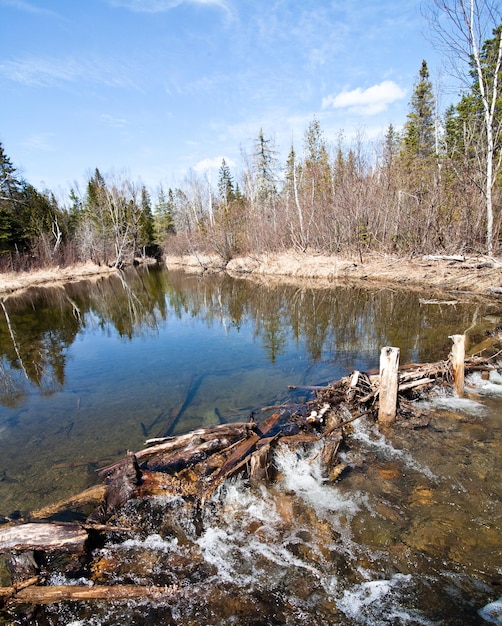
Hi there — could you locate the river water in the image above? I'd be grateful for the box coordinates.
[0,265,501,624]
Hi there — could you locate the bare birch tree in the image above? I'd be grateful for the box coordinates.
[427,0,502,254]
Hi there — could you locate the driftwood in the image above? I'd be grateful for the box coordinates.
[0,523,88,554]
[0,343,499,611]
[5,584,179,605]
[422,254,465,262]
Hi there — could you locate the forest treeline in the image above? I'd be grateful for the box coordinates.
[1,22,501,271]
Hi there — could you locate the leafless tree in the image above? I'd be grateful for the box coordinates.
[427,0,502,254]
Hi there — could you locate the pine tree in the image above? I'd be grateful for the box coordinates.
[252,129,278,205]
[154,187,176,242]
[402,60,436,161]
[303,117,332,208]
[217,159,235,206]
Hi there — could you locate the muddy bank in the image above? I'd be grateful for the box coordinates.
[1,252,502,297]
[165,252,502,296]
[0,262,117,297]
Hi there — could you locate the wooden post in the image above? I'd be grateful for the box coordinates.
[449,334,465,396]
[378,347,400,425]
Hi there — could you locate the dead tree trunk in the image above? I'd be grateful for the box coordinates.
[449,334,466,396]
[378,347,400,425]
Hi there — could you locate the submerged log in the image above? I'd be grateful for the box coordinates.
[5,584,179,605]
[0,342,498,619]
[31,485,106,520]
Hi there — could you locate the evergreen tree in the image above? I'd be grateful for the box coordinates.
[402,60,436,161]
[251,129,278,205]
[154,186,176,242]
[302,117,332,208]
[217,159,235,206]
[0,142,25,253]
[140,186,155,247]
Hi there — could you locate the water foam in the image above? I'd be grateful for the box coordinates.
[337,574,435,625]
[467,370,502,397]
[350,417,435,480]
[479,596,502,624]
[273,441,361,517]
[196,443,366,593]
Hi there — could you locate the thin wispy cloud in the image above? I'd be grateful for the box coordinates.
[100,114,130,128]
[108,0,232,14]
[0,56,140,90]
[22,133,56,152]
[0,0,60,16]
[322,80,407,115]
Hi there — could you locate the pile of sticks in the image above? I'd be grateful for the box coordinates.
[0,340,498,609]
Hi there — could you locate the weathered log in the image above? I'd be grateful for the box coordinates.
[99,423,250,477]
[31,485,106,520]
[0,576,39,601]
[422,254,465,262]
[143,436,233,473]
[87,453,142,524]
[4,583,178,605]
[249,442,274,486]
[397,377,434,392]
[419,299,458,305]
[449,334,466,396]
[0,523,88,554]
[6,551,38,583]
[321,432,343,467]
[204,412,282,499]
[378,347,400,425]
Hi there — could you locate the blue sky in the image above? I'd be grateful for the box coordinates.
[0,0,446,196]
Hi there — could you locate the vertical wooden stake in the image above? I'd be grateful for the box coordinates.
[378,347,400,425]
[449,334,465,396]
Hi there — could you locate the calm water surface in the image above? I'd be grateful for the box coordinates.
[0,265,501,624]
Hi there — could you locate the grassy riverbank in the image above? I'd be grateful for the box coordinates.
[1,252,502,297]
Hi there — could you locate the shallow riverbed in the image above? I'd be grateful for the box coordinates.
[0,265,501,624]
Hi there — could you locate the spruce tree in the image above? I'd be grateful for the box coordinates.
[217,159,234,206]
[402,60,436,161]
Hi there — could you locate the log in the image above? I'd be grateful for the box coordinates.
[5,584,178,605]
[87,453,142,524]
[422,254,465,262]
[249,443,274,485]
[31,485,106,520]
[100,423,249,476]
[0,523,88,554]
[419,299,458,306]
[321,432,343,467]
[398,377,434,392]
[6,551,38,583]
[143,436,233,473]
[449,334,466,396]
[378,347,400,425]
[0,576,39,601]
[204,412,282,499]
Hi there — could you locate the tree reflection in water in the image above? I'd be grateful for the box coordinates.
[0,264,497,516]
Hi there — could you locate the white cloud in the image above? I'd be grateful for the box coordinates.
[194,156,235,173]
[322,80,406,115]
[108,0,231,13]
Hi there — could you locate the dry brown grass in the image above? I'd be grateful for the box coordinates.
[1,253,502,297]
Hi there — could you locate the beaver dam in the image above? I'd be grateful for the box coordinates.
[0,336,501,625]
